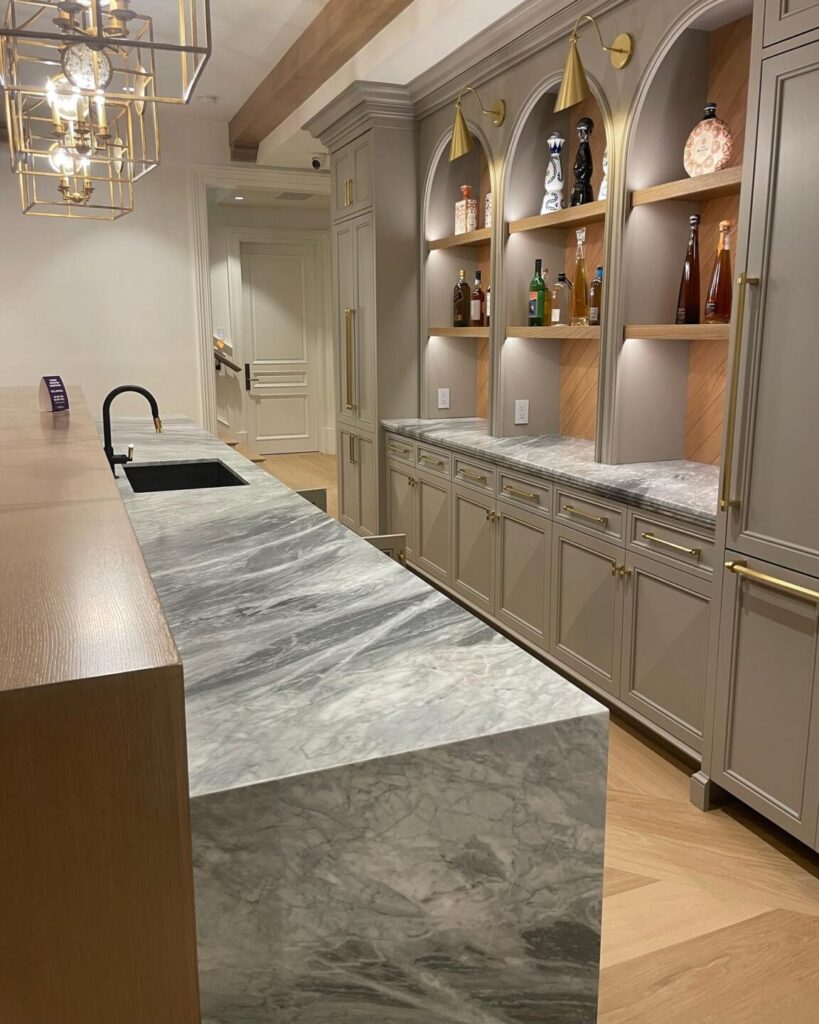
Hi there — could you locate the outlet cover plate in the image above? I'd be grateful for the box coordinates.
[514,399,529,425]
[438,388,451,410]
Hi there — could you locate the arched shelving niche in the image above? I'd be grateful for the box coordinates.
[500,80,610,439]
[616,0,753,466]
[422,125,495,421]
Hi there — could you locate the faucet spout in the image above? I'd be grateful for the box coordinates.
[102,385,162,476]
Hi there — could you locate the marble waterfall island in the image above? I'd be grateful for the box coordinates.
[111,417,609,1024]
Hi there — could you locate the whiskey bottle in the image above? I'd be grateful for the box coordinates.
[453,269,470,327]
[552,272,572,326]
[571,227,590,326]
[676,214,701,324]
[528,259,547,326]
[705,220,733,324]
[471,270,485,327]
[589,266,604,326]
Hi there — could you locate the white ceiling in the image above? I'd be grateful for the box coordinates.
[210,186,330,209]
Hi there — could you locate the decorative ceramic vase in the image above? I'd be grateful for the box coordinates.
[540,134,566,214]
[454,184,478,234]
[484,191,493,229]
[570,117,595,207]
[599,149,609,202]
[684,103,734,177]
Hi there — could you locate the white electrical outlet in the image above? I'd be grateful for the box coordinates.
[438,388,451,410]
[514,399,530,425]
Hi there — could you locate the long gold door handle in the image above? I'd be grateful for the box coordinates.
[344,307,357,411]
[721,273,759,512]
[348,434,356,465]
[726,560,819,603]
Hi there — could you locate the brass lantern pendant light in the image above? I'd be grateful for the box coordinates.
[449,85,506,162]
[555,14,634,112]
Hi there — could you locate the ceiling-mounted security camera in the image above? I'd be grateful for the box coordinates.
[311,153,326,171]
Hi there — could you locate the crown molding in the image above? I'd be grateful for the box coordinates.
[304,81,416,151]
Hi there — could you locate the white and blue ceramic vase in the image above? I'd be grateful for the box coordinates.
[541,133,566,214]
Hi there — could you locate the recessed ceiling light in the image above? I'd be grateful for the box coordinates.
[197,94,219,105]
[234,195,246,201]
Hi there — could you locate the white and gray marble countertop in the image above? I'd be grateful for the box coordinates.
[107,417,604,800]
[383,418,719,528]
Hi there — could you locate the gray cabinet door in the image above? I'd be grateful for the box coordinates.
[332,142,354,221]
[387,460,416,561]
[726,42,819,577]
[494,499,551,649]
[352,214,377,432]
[350,134,373,214]
[338,428,360,532]
[451,483,496,614]
[357,433,378,537]
[333,221,356,427]
[550,523,624,697]
[415,469,451,583]
[712,555,819,846]
[621,553,711,753]
[764,0,819,46]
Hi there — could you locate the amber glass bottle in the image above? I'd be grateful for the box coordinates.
[453,269,470,327]
[675,214,701,325]
[571,227,590,326]
[471,270,485,326]
[705,220,733,323]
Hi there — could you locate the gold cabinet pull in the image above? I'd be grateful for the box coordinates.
[610,560,619,576]
[458,467,488,484]
[406,475,416,488]
[503,484,539,502]
[419,454,445,468]
[721,273,759,512]
[348,434,356,464]
[485,509,498,522]
[344,307,357,411]
[611,562,631,578]
[725,560,819,603]
[563,504,608,527]
[389,444,411,457]
[642,532,702,560]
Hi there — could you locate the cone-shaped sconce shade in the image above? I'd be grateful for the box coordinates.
[449,101,473,162]
[554,36,591,112]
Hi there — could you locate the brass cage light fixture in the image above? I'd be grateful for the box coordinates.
[554,14,633,112]
[448,85,506,162]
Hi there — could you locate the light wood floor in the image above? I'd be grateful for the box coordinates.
[256,452,819,1021]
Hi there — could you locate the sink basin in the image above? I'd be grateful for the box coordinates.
[124,460,248,493]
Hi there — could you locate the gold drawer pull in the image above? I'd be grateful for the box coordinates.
[389,445,411,457]
[419,454,446,468]
[563,504,608,527]
[458,467,488,484]
[726,561,819,603]
[504,484,539,502]
[348,434,356,465]
[642,532,701,560]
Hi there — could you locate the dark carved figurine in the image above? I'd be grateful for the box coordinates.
[570,116,595,207]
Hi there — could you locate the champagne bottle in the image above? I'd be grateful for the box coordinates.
[552,272,572,326]
[453,269,470,327]
[589,266,604,326]
[676,214,701,324]
[528,259,546,326]
[471,270,485,327]
[571,227,590,326]
[705,220,733,324]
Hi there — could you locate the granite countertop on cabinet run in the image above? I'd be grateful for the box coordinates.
[382,417,720,527]
[108,417,605,800]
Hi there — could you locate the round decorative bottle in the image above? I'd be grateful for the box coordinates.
[570,117,595,207]
[684,103,734,177]
[541,134,566,214]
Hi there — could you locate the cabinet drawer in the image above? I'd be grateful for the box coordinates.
[628,510,716,577]
[453,456,496,494]
[416,444,451,478]
[555,487,625,542]
[384,434,415,466]
[498,471,552,517]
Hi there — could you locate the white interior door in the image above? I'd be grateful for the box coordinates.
[241,241,320,455]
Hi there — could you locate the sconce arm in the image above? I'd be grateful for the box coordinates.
[455,85,506,127]
[573,13,630,56]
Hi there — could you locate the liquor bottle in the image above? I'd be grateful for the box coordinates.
[453,269,470,327]
[589,266,604,326]
[675,214,701,325]
[528,259,547,326]
[471,270,485,326]
[552,272,572,326]
[571,227,590,326]
[485,284,491,327]
[705,220,733,324]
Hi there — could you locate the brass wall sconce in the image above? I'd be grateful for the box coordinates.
[554,15,634,112]
[448,86,506,162]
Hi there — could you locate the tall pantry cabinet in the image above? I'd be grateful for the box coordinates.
[306,84,420,535]
[700,7,819,851]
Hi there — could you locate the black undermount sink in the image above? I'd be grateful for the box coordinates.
[124,460,248,493]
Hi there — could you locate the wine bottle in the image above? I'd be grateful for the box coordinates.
[552,272,572,326]
[471,270,485,327]
[453,269,470,327]
[485,284,491,327]
[571,227,590,326]
[705,220,733,324]
[589,266,604,326]
[676,214,701,324]
[528,259,546,326]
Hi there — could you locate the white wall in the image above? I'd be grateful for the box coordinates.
[3,109,230,420]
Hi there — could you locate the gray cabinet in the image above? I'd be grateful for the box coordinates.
[386,459,416,563]
[621,552,711,752]
[332,134,373,222]
[451,483,496,614]
[763,0,819,46]
[494,499,551,649]
[338,428,377,536]
[711,555,819,848]
[415,469,451,583]
[333,214,376,432]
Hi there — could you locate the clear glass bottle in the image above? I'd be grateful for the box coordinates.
[552,272,572,326]
[453,269,470,327]
[471,270,485,327]
[571,227,590,326]
[589,266,604,326]
[676,214,701,325]
[705,220,733,324]
[528,259,546,326]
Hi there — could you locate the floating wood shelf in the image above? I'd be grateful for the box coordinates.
[508,200,607,235]
[427,228,493,251]
[428,327,490,338]
[506,325,601,340]
[624,324,731,342]
[631,166,743,207]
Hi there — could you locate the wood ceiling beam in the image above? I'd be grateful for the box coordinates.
[229,0,415,161]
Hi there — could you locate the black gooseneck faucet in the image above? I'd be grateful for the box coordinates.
[102,385,163,476]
